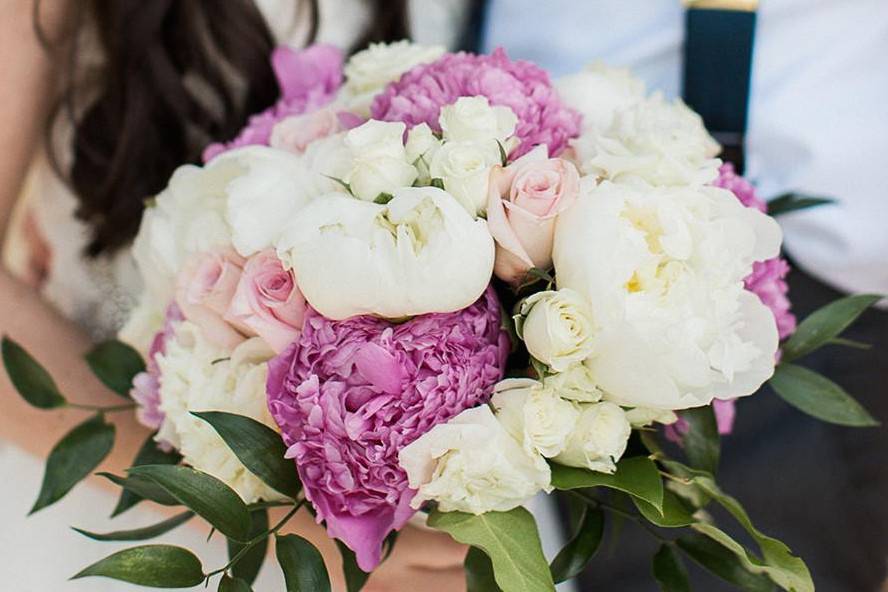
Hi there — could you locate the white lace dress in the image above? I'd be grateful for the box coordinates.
[1,2,569,589]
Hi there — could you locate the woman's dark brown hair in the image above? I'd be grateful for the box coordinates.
[37,0,409,256]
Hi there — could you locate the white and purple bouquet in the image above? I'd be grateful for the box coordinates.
[4,41,880,592]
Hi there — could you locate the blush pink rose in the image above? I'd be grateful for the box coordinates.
[486,146,580,283]
[226,249,307,353]
[176,250,247,349]
[269,107,341,154]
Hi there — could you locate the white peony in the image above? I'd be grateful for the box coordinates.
[553,180,782,410]
[541,364,602,403]
[555,62,646,133]
[553,401,631,474]
[438,96,517,145]
[518,289,597,372]
[344,120,418,201]
[341,41,445,116]
[398,405,551,514]
[155,322,284,503]
[429,140,501,215]
[572,92,721,186]
[492,378,580,458]
[277,185,495,320]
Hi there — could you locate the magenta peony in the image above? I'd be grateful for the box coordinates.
[266,287,509,571]
[371,48,581,158]
[202,44,344,161]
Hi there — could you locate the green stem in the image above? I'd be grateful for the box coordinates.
[567,490,672,544]
[69,402,137,413]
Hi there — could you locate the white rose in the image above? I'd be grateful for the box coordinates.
[553,401,631,474]
[518,289,597,372]
[572,92,721,186]
[541,364,602,403]
[555,62,646,132]
[492,378,580,458]
[277,185,494,320]
[429,140,500,215]
[406,123,441,184]
[344,120,418,201]
[398,405,551,514]
[156,323,284,503]
[342,41,445,116]
[439,96,518,144]
[553,180,782,409]
[625,407,679,427]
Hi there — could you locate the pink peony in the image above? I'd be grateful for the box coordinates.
[266,287,509,571]
[203,44,344,161]
[371,48,582,158]
[130,304,184,449]
[664,398,737,444]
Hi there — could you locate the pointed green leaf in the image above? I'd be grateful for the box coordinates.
[31,414,115,513]
[335,540,370,592]
[1,336,66,409]
[71,544,204,588]
[465,546,501,592]
[428,507,555,592]
[781,294,881,362]
[100,472,181,507]
[550,456,664,514]
[652,544,691,592]
[72,511,194,541]
[633,490,696,528]
[549,506,603,583]
[677,534,775,592]
[769,363,878,427]
[111,434,182,517]
[219,574,253,592]
[766,192,835,217]
[128,464,251,541]
[229,509,269,585]
[681,406,720,474]
[276,534,332,592]
[192,411,302,499]
[85,340,145,398]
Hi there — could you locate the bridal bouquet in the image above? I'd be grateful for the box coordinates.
[4,41,880,592]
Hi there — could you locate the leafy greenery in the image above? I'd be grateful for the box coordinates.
[31,414,115,514]
[769,364,878,426]
[633,490,696,528]
[465,546,501,592]
[429,507,555,592]
[550,456,664,514]
[111,434,182,517]
[766,192,835,216]
[71,545,205,588]
[336,540,370,592]
[85,340,145,398]
[128,465,252,541]
[192,411,302,499]
[549,506,603,583]
[73,511,194,541]
[99,472,181,507]
[219,574,253,592]
[276,534,332,592]
[652,544,691,592]
[677,534,775,592]
[1,336,66,409]
[228,509,270,585]
[680,406,720,475]
[781,294,881,362]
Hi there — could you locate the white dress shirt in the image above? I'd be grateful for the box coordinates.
[484,0,888,296]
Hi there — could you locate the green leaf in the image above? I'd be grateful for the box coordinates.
[681,406,720,474]
[766,192,835,216]
[1,336,66,409]
[496,140,508,166]
[335,540,370,592]
[100,472,181,507]
[219,574,253,592]
[652,544,691,592]
[550,456,664,514]
[71,544,204,588]
[373,192,394,205]
[633,490,696,528]
[73,510,194,541]
[31,414,115,514]
[430,177,446,190]
[276,534,332,592]
[128,464,251,541]
[677,534,774,592]
[781,294,882,362]
[428,507,555,592]
[549,506,603,583]
[111,434,182,517]
[192,411,302,499]
[85,340,145,398]
[229,509,269,585]
[769,363,878,427]
[465,546,502,592]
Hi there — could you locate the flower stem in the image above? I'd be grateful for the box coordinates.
[68,402,137,413]
[567,490,672,544]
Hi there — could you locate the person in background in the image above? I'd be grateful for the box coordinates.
[478,0,888,590]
